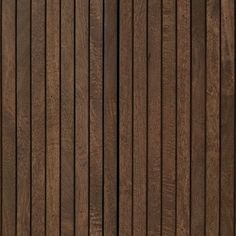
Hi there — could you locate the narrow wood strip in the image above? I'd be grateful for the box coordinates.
[191,0,206,235]
[104,0,117,235]
[16,0,31,234]
[147,0,161,234]
[2,0,16,234]
[31,0,46,234]
[119,0,133,235]
[221,0,235,235]
[46,0,60,234]
[61,0,74,234]
[133,0,147,234]
[162,0,177,234]
[89,0,103,234]
[75,0,89,234]
[177,0,190,235]
[206,0,220,234]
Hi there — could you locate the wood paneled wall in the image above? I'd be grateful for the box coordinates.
[1,0,235,235]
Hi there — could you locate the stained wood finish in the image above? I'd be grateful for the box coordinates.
[1,0,236,235]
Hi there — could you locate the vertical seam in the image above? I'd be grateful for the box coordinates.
[189,0,192,235]
[146,0,149,234]
[73,0,76,234]
[30,0,32,234]
[15,0,18,234]
[160,0,163,234]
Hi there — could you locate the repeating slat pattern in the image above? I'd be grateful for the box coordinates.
[1,0,236,235]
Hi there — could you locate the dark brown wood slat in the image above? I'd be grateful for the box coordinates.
[2,0,16,234]
[133,0,147,234]
[221,0,235,235]
[119,0,132,235]
[206,0,220,234]
[16,0,31,234]
[191,0,206,235]
[89,0,103,234]
[75,0,89,234]
[104,0,117,235]
[177,0,190,235]
[162,0,176,234]
[31,0,46,234]
[61,0,74,234]
[46,0,60,234]
[147,0,161,234]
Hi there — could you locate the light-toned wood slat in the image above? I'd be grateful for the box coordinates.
[162,0,176,234]
[89,0,103,234]
[206,0,220,234]
[177,0,190,235]
[46,0,60,234]
[61,0,74,234]
[104,0,117,235]
[147,0,161,234]
[2,0,16,235]
[75,0,89,234]
[31,0,46,234]
[119,0,133,235]
[221,0,235,235]
[16,0,31,234]
[133,0,147,234]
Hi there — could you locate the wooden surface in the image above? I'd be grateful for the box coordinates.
[1,0,236,235]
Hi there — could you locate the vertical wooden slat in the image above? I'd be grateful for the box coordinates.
[221,0,235,235]
[61,0,74,234]
[133,0,147,234]
[89,0,103,234]
[75,0,89,234]
[177,0,190,235]
[119,0,132,234]
[162,0,176,234]
[46,0,60,234]
[31,0,46,234]
[2,0,16,234]
[206,0,220,234]
[104,0,117,235]
[191,0,206,235]
[147,0,161,234]
[17,0,31,235]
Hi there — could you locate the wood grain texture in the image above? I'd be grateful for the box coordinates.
[2,0,16,235]
[104,0,117,235]
[177,0,190,235]
[17,0,31,234]
[206,0,220,234]
[119,0,133,235]
[1,0,236,235]
[221,0,235,235]
[46,0,60,234]
[75,0,89,235]
[133,0,147,234]
[162,0,176,234]
[61,0,74,234]
[147,0,161,234]
[31,0,45,235]
[89,0,103,234]
[191,0,206,235]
